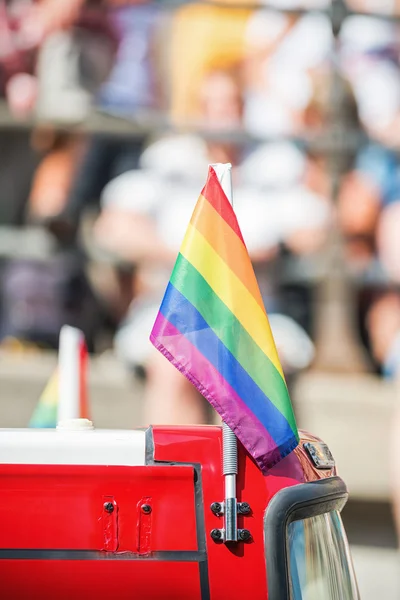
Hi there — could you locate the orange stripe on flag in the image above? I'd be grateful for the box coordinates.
[191,194,265,311]
[201,166,245,244]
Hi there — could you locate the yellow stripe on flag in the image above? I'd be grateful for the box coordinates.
[191,195,265,311]
[180,223,285,380]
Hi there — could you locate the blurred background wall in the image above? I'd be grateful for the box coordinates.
[1,0,400,596]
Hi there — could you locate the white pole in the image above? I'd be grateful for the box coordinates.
[211,163,238,543]
[57,325,85,423]
[210,163,233,203]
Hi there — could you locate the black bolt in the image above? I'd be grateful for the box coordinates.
[210,529,222,541]
[238,529,251,542]
[238,502,251,515]
[141,504,152,514]
[104,502,114,514]
[210,502,222,515]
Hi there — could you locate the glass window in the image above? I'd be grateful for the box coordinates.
[287,511,359,600]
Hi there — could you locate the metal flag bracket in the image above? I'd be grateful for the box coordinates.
[210,502,252,516]
[209,423,252,544]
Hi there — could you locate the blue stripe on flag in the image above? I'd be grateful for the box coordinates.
[159,283,296,448]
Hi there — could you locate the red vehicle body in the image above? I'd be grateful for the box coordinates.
[0,425,358,600]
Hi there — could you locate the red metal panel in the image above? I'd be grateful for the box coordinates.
[0,464,197,553]
[0,560,202,600]
[152,425,313,600]
[153,425,223,468]
[0,425,330,600]
[151,426,324,600]
[153,426,271,600]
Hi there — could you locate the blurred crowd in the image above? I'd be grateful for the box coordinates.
[2,0,400,423]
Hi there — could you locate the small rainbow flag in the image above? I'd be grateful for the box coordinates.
[150,166,299,471]
[29,326,90,428]
[29,368,59,428]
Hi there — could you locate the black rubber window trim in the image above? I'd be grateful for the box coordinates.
[264,476,349,600]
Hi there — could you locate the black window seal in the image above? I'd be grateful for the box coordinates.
[264,476,349,600]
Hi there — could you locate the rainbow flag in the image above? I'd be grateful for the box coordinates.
[29,326,90,428]
[150,166,299,471]
[29,368,59,428]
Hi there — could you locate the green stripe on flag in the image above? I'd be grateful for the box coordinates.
[171,254,298,436]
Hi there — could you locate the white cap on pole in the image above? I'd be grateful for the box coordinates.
[57,325,90,426]
[210,163,233,206]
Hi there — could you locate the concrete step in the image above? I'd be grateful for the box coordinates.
[294,372,398,501]
[351,545,400,600]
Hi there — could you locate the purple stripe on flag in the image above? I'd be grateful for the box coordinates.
[150,311,283,470]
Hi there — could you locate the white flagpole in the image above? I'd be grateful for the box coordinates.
[57,325,86,424]
[210,163,239,544]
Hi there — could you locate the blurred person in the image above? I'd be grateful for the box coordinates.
[96,2,162,115]
[27,131,86,230]
[338,134,400,274]
[345,195,400,378]
[329,69,400,377]
[0,250,102,352]
[339,15,400,146]
[390,375,400,548]
[0,1,120,353]
[168,0,332,130]
[0,0,118,235]
[366,292,400,377]
[0,0,115,243]
[1,0,117,119]
[0,137,103,355]
[346,0,400,15]
[92,68,328,425]
[0,130,41,225]
[376,201,400,284]
[3,0,163,233]
[310,62,400,273]
[3,0,163,121]
[16,0,163,119]
[242,10,332,136]
[363,204,400,378]
[31,0,164,234]
[169,2,253,124]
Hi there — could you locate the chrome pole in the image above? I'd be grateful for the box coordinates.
[223,422,238,542]
[210,163,239,543]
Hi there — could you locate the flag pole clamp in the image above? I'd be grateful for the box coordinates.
[210,424,252,543]
[223,422,238,542]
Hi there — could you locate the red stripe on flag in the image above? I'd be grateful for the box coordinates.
[79,339,90,420]
[201,166,245,246]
